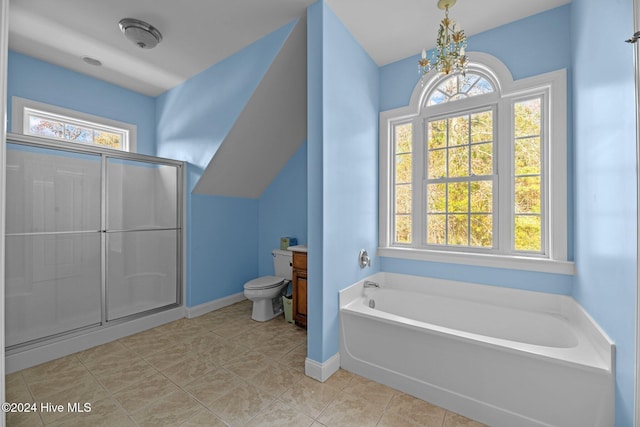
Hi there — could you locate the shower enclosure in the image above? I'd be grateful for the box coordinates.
[5,133,183,351]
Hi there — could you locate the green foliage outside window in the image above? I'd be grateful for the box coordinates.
[514,98,542,252]
[426,110,494,248]
[395,124,413,243]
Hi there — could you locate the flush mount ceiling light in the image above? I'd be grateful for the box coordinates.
[418,0,468,77]
[119,18,163,49]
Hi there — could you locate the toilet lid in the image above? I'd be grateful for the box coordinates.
[244,276,285,290]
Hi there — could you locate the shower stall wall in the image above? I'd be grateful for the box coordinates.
[5,133,183,351]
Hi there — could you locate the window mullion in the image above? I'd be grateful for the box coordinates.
[413,117,425,247]
[497,99,512,253]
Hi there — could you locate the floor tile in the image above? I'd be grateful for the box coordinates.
[6,409,44,427]
[245,400,315,427]
[37,375,110,424]
[322,368,357,390]
[209,321,252,339]
[6,374,32,402]
[181,332,227,356]
[179,408,228,426]
[90,357,157,393]
[252,333,302,360]
[279,376,341,418]
[25,364,94,402]
[206,340,251,365]
[222,351,277,380]
[161,353,219,387]
[341,375,398,408]
[119,331,179,357]
[281,344,307,373]
[113,372,180,414]
[76,341,132,366]
[317,391,385,427]
[245,362,305,397]
[207,381,275,427]
[141,344,195,371]
[443,411,488,427]
[130,389,203,427]
[20,355,79,383]
[382,392,447,427]
[183,368,244,407]
[79,346,146,376]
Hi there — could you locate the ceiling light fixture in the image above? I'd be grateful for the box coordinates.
[418,0,467,77]
[119,18,163,49]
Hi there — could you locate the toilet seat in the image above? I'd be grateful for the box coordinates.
[243,276,284,291]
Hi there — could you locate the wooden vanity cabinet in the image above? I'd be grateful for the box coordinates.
[291,251,307,328]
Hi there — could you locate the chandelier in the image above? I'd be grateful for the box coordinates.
[418,0,468,77]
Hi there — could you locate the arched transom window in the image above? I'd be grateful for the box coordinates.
[427,73,495,106]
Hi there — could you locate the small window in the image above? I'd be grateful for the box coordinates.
[513,97,543,253]
[394,122,413,244]
[12,97,137,152]
[427,73,495,106]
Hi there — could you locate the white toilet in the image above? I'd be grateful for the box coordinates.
[243,249,292,321]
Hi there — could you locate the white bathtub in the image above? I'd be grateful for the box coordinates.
[339,272,614,427]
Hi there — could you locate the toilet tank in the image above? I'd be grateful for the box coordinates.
[273,249,293,279]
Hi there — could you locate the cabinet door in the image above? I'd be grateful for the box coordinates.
[293,270,307,327]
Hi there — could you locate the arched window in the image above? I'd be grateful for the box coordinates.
[379,53,569,273]
[426,72,494,106]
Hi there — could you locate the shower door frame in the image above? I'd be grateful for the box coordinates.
[0,0,8,421]
[635,0,640,425]
[5,132,184,352]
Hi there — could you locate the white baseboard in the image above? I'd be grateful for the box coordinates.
[185,292,246,318]
[305,353,340,382]
[6,306,185,373]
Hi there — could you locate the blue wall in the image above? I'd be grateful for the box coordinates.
[571,0,637,425]
[155,21,298,307]
[258,141,308,276]
[7,51,156,155]
[307,1,325,363]
[307,0,380,363]
[378,5,574,295]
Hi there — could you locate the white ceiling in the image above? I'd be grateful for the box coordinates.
[8,0,570,97]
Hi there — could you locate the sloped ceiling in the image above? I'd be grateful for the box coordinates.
[193,18,307,199]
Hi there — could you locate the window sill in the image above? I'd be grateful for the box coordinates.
[378,247,575,275]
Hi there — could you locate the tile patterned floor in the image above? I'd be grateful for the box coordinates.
[6,300,488,427]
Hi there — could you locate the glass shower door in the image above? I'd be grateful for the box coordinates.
[105,158,180,321]
[5,144,102,347]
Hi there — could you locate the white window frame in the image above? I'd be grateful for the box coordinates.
[379,52,572,275]
[11,96,137,152]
